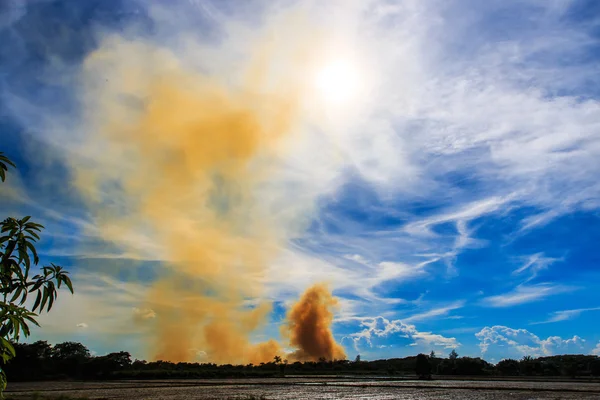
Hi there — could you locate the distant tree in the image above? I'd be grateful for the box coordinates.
[590,358,600,376]
[83,351,131,379]
[415,353,431,379]
[436,359,454,375]
[542,361,560,376]
[519,355,539,376]
[4,341,53,381]
[0,152,74,397]
[429,350,436,359]
[562,361,578,378]
[454,357,490,375]
[52,341,90,360]
[354,354,361,363]
[132,359,147,369]
[52,341,90,378]
[273,355,282,364]
[105,351,131,369]
[496,359,520,376]
[449,349,459,360]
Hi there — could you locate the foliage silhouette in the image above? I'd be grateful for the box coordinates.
[449,349,458,360]
[415,353,431,379]
[0,153,74,397]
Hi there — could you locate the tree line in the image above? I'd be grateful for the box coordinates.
[5,341,600,381]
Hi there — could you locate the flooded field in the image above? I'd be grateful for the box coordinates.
[6,378,600,399]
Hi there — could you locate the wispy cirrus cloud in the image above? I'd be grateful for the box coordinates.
[441,327,480,335]
[512,253,562,282]
[401,197,511,238]
[531,307,600,325]
[403,301,465,324]
[481,283,576,308]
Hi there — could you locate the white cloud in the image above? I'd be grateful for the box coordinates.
[532,307,600,325]
[593,343,600,356]
[76,323,88,329]
[481,283,575,307]
[403,301,465,324]
[348,316,460,352]
[402,197,510,238]
[264,247,428,307]
[512,253,562,281]
[132,307,157,321]
[441,327,480,335]
[541,335,586,356]
[476,326,585,357]
[344,254,369,264]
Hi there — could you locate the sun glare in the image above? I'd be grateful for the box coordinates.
[314,59,361,107]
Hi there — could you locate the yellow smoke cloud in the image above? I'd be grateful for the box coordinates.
[286,284,346,361]
[69,10,346,364]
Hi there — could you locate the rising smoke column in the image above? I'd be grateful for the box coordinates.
[64,4,351,363]
[286,284,346,361]
[70,34,306,363]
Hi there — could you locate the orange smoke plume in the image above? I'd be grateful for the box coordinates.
[285,284,346,361]
[67,10,346,365]
[70,34,303,364]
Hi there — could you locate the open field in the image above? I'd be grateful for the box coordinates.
[6,378,600,399]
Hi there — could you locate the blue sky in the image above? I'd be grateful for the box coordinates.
[1,0,600,363]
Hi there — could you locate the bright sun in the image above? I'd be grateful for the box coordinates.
[314,60,361,107]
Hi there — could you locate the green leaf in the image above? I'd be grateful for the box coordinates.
[20,319,30,337]
[0,367,7,397]
[62,275,74,294]
[18,248,30,270]
[0,153,16,167]
[22,313,39,327]
[0,152,15,185]
[40,287,49,312]
[32,291,41,313]
[29,279,44,293]
[0,338,15,359]
[25,222,44,231]
[25,241,39,265]
[19,287,27,305]
[7,317,19,340]
[9,287,22,304]
[48,291,55,312]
